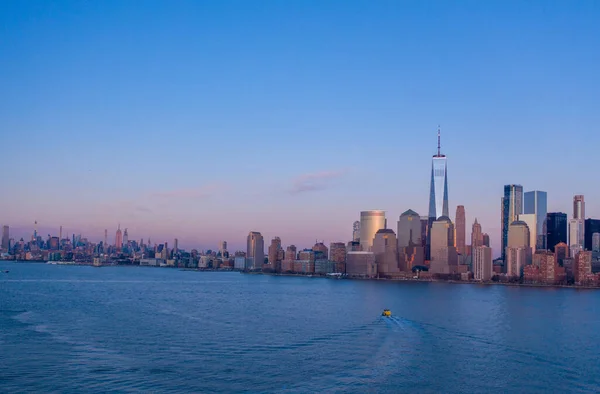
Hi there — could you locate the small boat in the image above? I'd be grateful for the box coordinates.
[382,309,391,317]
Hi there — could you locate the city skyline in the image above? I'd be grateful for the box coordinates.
[1,1,599,252]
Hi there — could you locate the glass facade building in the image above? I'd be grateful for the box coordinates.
[524,190,547,250]
[584,219,600,251]
[546,212,567,252]
[501,184,523,260]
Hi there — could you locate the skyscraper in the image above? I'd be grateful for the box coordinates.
[397,209,422,249]
[219,240,227,255]
[471,218,483,249]
[546,212,567,252]
[584,219,600,251]
[573,195,585,219]
[372,229,399,275]
[246,231,264,270]
[454,205,466,256]
[352,221,360,242]
[268,237,282,270]
[359,210,386,252]
[501,184,523,260]
[428,128,449,220]
[569,218,584,249]
[429,216,458,274]
[524,190,547,250]
[1,225,9,250]
[115,224,123,249]
[506,220,531,277]
[123,228,129,245]
[473,246,492,281]
[592,233,600,253]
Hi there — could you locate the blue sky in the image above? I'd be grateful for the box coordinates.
[1,0,599,254]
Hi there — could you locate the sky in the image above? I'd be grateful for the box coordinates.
[1,0,599,255]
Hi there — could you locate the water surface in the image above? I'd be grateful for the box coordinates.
[1,262,599,393]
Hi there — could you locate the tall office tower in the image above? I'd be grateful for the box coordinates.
[518,213,537,255]
[429,216,458,274]
[420,217,428,248]
[123,228,129,245]
[312,242,328,259]
[592,233,600,253]
[574,250,592,284]
[329,242,347,263]
[454,205,466,256]
[285,245,297,260]
[524,191,547,250]
[397,209,422,249]
[246,231,265,270]
[1,225,9,250]
[569,218,584,249]
[359,210,386,252]
[573,195,585,219]
[427,128,449,258]
[546,212,568,252]
[506,220,531,276]
[219,240,227,255]
[584,219,600,251]
[104,229,108,248]
[471,218,483,248]
[268,237,282,270]
[373,229,399,275]
[174,238,179,254]
[115,224,123,249]
[59,225,63,240]
[473,246,492,281]
[501,184,523,260]
[482,233,490,247]
[352,221,360,242]
[428,128,449,220]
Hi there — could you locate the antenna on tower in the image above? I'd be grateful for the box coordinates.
[437,125,441,156]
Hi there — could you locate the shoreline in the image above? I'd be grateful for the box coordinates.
[239,270,600,290]
[2,260,598,290]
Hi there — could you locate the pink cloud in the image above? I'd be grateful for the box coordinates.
[289,169,348,194]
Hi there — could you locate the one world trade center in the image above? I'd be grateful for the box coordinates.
[426,128,449,258]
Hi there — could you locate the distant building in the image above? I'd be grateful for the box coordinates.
[501,184,523,260]
[219,241,227,255]
[584,219,600,251]
[397,209,422,249]
[473,246,492,281]
[234,256,246,270]
[524,190,547,250]
[429,216,458,274]
[329,242,346,273]
[574,250,592,284]
[115,224,123,250]
[359,211,386,252]
[399,244,424,272]
[268,237,283,271]
[373,229,399,275]
[352,221,360,242]
[518,213,537,254]
[427,130,449,260]
[573,195,585,220]
[554,242,569,266]
[285,245,297,260]
[346,251,377,278]
[569,218,584,250]
[246,231,264,270]
[546,212,568,252]
[482,233,490,247]
[454,205,466,256]
[2,225,10,250]
[471,218,483,249]
[312,242,328,260]
[593,233,600,253]
[506,220,531,277]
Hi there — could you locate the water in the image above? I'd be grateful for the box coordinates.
[1,262,599,393]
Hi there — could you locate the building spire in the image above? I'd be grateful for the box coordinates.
[437,125,441,156]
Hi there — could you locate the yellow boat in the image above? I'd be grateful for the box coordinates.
[382,309,391,317]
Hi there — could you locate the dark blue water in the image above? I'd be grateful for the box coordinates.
[1,262,599,393]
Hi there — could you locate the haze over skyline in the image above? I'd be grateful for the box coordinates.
[1,1,599,252]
